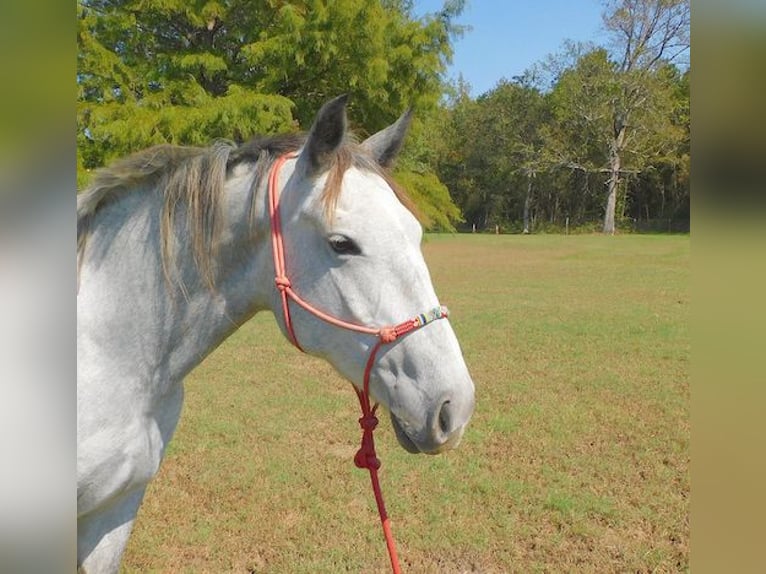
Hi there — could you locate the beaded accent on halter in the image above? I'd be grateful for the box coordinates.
[415,306,448,327]
[377,306,449,344]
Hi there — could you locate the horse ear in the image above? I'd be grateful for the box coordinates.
[300,94,348,177]
[361,109,413,168]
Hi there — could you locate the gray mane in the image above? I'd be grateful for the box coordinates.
[76,134,305,290]
[76,133,307,242]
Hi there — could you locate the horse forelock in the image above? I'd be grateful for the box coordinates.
[233,131,417,225]
[316,137,418,224]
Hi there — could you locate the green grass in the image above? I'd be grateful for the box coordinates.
[123,234,689,573]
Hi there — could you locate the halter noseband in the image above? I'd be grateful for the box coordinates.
[267,152,448,573]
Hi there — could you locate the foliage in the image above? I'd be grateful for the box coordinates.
[431,0,690,234]
[394,169,462,231]
[77,0,690,234]
[77,90,294,188]
[548,50,682,161]
[77,0,466,230]
[602,0,690,73]
[440,79,551,228]
[394,104,465,231]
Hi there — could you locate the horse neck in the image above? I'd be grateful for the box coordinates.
[78,164,276,388]
[165,163,279,379]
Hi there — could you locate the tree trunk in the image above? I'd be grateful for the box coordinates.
[603,166,618,234]
[603,125,626,234]
[523,175,532,234]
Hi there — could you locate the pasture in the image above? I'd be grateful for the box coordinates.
[123,234,689,573]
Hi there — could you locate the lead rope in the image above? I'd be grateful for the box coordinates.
[354,339,399,574]
[268,152,449,573]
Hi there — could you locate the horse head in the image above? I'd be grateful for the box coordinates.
[270,96,475,454]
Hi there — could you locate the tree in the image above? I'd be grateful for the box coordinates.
[479,80,550,231]
[77,0,296,186]
[395,103,465,231]
[598,0,690,233]
[77,1,464,183]
[434,77,479,228]
[628,65,689,227]
[603,0,690,73]
[425,2,690,234]
[543,37,687,232]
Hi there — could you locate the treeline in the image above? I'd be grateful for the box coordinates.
[433,54,689,234]
[77,0,689,234]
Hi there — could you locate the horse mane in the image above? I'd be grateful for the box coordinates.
[77,131,415,292]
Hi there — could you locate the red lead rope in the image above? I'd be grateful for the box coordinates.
[268,152,449,573]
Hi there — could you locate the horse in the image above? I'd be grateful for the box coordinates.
[77,95,475,573]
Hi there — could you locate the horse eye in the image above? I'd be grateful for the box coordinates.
[328,235,361,256]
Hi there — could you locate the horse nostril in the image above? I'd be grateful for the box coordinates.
[438,400,453,436]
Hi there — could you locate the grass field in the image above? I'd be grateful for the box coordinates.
[122,234,689,573]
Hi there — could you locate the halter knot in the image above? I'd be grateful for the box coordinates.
[358,413,379,431]
[379,327,398,344]
[354,413,381,470]
[275,276,291,291]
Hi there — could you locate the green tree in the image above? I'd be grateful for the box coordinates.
[435,78,483,228]
[629,65,689,227]
[436,78,551,231]
[395,103,465,231]
[77,0,466,229]
[487,79,550,233]
[428,2,689,234]
[77,0,296,186]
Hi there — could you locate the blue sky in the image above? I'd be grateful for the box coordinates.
[414,0,607,96]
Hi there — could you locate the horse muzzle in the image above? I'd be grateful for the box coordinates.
[389,388,475,455]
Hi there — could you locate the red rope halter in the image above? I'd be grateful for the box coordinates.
[268,152,449,573]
